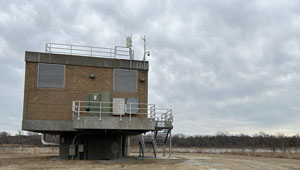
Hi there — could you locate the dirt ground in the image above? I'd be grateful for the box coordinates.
[1,147,300,170]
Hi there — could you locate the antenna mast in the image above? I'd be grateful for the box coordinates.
[142,35,146,61]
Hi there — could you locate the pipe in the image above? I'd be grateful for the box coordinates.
[41,133,59,146]
[72,132,107,145]
[72,133,83,145]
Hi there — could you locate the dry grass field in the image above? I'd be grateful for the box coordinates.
[1,146,300,170]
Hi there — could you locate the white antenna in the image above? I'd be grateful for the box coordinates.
[126,36,132,48]
[126,35,134,60]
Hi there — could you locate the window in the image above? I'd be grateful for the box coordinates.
[38,63,65,88]
[114,69,137,92]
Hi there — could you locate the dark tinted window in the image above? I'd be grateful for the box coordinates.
[38,64,65,88]
[114,69,137,92]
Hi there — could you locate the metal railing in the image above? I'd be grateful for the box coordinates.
[154,108,173,123]
[72,101,173,124]
[45,43,134,60]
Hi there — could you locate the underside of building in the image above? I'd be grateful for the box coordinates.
[22,43,173,160]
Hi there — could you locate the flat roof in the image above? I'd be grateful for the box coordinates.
[25,51,149,71]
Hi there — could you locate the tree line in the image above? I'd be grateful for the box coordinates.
[0,131,58,145]
[2,131,300,152]
[131,131,300,152]
[171,132,300,149]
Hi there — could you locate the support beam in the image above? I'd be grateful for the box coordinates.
[163,144,166,157]
[152,140,157,158]
[139,135,145,157]
[169,130,172,158]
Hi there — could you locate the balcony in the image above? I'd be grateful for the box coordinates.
[72,101,173,131]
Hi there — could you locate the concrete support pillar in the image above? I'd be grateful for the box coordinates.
[122,135,130,157]
[59,133,74,160]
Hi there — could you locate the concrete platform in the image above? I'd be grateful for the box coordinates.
[73,116,156,130]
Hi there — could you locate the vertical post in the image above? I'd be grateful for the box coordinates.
[169,130,172,157]
[114,46,117,58]
[154,105,156,121]
[143,36,146,70]
[144,35,146,60]
[77,101,80,120]
[120,135,123,158]
[132,50,135,60]
[170,109,173,124]
[72,101,75,120]
[120,101,123,121]
[45,43,47,53]
[130,59,132,69]
[99,102,102,120]
[130,34,133,59]
[149,105,153,121]
[163,144,166,157]
[129,103,132,121]
[141,134,145,157]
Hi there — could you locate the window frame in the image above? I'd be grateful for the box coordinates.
[37,63,66,88]
[113,69,137,93]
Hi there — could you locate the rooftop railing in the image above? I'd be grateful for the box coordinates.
[45,43,134,60]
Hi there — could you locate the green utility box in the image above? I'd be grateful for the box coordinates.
[100,92,112,115]
[85,92,112,116]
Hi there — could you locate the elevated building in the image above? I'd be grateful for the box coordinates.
[22,42,173,160]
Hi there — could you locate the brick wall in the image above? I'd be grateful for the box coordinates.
[23,62,148,120]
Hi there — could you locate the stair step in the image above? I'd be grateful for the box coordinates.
[139,129,171,158]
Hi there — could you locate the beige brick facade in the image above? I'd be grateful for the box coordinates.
[23,62,148,121]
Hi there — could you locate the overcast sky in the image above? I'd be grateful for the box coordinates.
[1,0,300,136]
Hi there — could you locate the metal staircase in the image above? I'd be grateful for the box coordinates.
[139,129,172,158]
[155,129,171,157]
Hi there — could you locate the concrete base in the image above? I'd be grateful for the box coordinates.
[59,133,130,160]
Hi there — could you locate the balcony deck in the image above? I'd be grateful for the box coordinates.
[72,116,156,130]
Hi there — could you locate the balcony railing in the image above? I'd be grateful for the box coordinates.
[72,101,173,125]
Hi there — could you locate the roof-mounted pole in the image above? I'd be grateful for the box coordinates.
[142,35,146,61]
[142,35,150,70]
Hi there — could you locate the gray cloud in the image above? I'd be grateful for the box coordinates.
[1,0,300,135]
